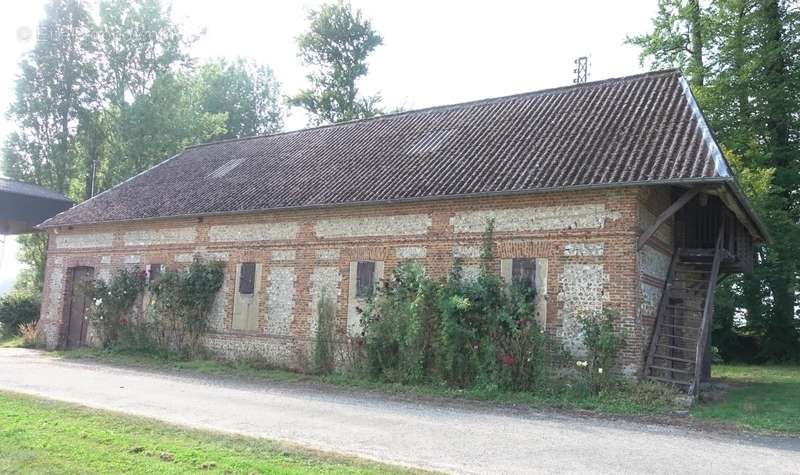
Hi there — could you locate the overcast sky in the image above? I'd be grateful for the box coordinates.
[0,0,659,293]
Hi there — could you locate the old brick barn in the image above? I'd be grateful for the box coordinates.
[36,70,767,391]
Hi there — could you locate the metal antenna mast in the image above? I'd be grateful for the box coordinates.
[573,56,589,84]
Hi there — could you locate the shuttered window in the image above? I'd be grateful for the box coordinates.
[356,261,375,298]
[512,258,536,290]
[148,264,163,283]
[239,262,256,295]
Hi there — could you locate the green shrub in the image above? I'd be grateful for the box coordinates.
[362,261,439,383]
[360,219,557,392]
[83,269,147,346]
[578,309,626,393]
[0,292,40,336]
[149,259,224,357]
[313,291,337,374]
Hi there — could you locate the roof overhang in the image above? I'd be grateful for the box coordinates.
[0,190,73,235]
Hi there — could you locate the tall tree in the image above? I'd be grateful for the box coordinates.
[95,0,192,190]
[2,0,98,294]
[197,58,284,140]
[98,0,189,107]
[627,0,709,87]
[630,0,800,361]
[290,1,383,125]
[3,0,97,196]
[106,73,227,184]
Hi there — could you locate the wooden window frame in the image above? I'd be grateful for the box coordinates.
[239,262,256,295]
[511,258,536,290]
[356,261,376,298]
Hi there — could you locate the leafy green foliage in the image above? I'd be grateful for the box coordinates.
[149,260,225,357]
[83,268,147,347]
[630,0,800,362]
[197,58,284,140]
[3,0,285,293]
[313,291,338,374]
[362,261,439,383]
[104,73,228,184]
[578,310,626,393]
[361,222,557,392]
[0,293,40,337]
[290,1,383,125]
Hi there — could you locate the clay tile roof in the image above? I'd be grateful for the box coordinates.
[42,69,738,228]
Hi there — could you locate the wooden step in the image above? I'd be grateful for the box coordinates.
[659,322,699,331]
[656,343,697,352]
[666,305,703,313]
[674,277,710,283]
[652,354,694,364]
[649,365,693,375]
[655,332,697,342]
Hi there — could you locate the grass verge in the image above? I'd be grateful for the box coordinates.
[692,365,800,434]
[58,347,678,416]
[0,335,24,348]
[0,390,423,474]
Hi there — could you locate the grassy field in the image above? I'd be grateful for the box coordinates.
[692,365,800,434]
[0,391,421,474]
[59,347,678,415]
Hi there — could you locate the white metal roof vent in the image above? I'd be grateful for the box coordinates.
[208,158,245,179]
[407,130,452,155]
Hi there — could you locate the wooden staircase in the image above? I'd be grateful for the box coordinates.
[644,221,726,396]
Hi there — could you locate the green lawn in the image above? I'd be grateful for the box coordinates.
[0,391,421,474]
[692,365,800,434]
[0,335,24,348]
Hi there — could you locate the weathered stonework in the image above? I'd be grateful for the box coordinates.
[174,248,229,263]
[450,204,621,234]
[55,232,113,249]
[316,249,340,260]
[395,246,426,259]
[557,263,609,356]
[271,250,296,261]
[38,187,649,373]
[639,245,670,281]
[207,279,230,332]
[564,243,605,257]
[452,245,481,258]
[41,257,66,348]
[124,227,196,246]
[315,214,432,238]
[266,267,296,336]
[461,265,481,282]
[309,267,341,337]
[124,255,141,264]
[208,222,298,243]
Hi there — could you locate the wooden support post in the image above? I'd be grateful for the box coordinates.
[637,187,701,251]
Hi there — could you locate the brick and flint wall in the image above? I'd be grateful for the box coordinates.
[40,186,661,375]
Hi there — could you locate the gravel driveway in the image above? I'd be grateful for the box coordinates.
[0,348,797,474]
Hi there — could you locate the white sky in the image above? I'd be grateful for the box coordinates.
[0,0,658,293]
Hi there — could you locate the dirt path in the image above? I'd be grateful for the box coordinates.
[1,348,797,474]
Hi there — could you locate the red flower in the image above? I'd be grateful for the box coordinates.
[501,354,517,366]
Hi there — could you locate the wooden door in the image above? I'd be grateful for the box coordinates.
[64,266,94,349]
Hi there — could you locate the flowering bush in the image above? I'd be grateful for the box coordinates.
[360,220,558,391]
[148,259,224,357]
[362,261,439,383]
[83,268,147,346]
[579,309,626,393]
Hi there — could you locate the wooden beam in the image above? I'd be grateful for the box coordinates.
[637,187,700,251]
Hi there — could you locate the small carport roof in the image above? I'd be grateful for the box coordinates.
[0,177,73,235]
